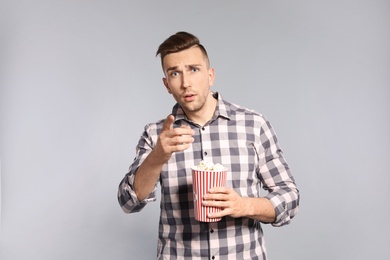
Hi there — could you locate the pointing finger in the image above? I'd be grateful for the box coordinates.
[162,114,175,132]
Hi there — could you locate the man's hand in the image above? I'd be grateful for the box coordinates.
[202,187,248,218]
[153,114,195,164]
[202,187,276,223]
[134,114,194,201]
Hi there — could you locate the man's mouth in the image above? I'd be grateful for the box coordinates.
[183,93,196,102]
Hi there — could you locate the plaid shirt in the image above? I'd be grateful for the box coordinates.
[118,93,299,259]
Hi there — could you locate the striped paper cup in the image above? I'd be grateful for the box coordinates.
[192,167,227,222]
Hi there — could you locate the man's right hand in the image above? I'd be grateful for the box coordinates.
[153,114,195,164]
[134,115,195,201]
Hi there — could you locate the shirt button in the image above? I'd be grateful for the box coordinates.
[204,151,208,156]
[210,229,214,233]
[212,256,215,260]
[202,127,205,131]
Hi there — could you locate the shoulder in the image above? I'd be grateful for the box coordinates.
[222,98,268,125]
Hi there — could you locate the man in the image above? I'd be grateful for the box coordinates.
[118,31,299,259]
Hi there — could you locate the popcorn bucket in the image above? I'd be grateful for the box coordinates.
[192,168,227,222]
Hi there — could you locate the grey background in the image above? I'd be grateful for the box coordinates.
[1,1,389,259]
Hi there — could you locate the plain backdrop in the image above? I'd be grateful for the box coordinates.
[1,1,389,259]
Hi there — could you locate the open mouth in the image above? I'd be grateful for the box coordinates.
[184,93,196,102]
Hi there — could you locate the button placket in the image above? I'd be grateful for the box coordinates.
[200,126,211,159]
[208,222,218,260]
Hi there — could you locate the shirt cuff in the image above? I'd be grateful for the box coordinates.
[265,193,291,227]
[127,173,157,205]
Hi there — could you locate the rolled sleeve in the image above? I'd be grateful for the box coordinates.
[118,172,158,214]
[265,185,300,227]
[117,124,159,214]
[258,117,300,226]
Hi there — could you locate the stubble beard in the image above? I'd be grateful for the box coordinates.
[181,99,203,114]
[180,93,208,116]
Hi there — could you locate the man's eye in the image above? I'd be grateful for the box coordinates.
[191,68,199,72]
[171,72,179,77]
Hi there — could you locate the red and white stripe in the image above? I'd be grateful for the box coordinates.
[192,169,227,222]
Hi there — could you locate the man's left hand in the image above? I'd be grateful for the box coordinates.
[202,187,249,219]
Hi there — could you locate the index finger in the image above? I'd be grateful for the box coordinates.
[162,114,175,132]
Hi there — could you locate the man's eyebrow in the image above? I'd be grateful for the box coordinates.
[187,64,202,68]
[166,64,202,72]
[166,66,178,72]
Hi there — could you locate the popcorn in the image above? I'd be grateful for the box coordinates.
[194,160,225,171]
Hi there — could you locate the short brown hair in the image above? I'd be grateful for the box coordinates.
[156,31,210,67]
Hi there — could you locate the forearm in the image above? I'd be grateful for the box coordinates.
[133,149,165,201]
[243,197,276,223]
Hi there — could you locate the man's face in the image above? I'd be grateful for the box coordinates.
[162,46,215,117]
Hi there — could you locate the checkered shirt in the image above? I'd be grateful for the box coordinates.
[118,92,300,259]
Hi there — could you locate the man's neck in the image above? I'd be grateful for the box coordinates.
[186,94,218,126]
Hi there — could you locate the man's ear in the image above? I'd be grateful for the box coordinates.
[163,78,172,94]
[208,68,215,87]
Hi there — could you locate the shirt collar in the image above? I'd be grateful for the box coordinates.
[172,92,231,124]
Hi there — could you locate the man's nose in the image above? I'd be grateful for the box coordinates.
[181,73,190,88]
